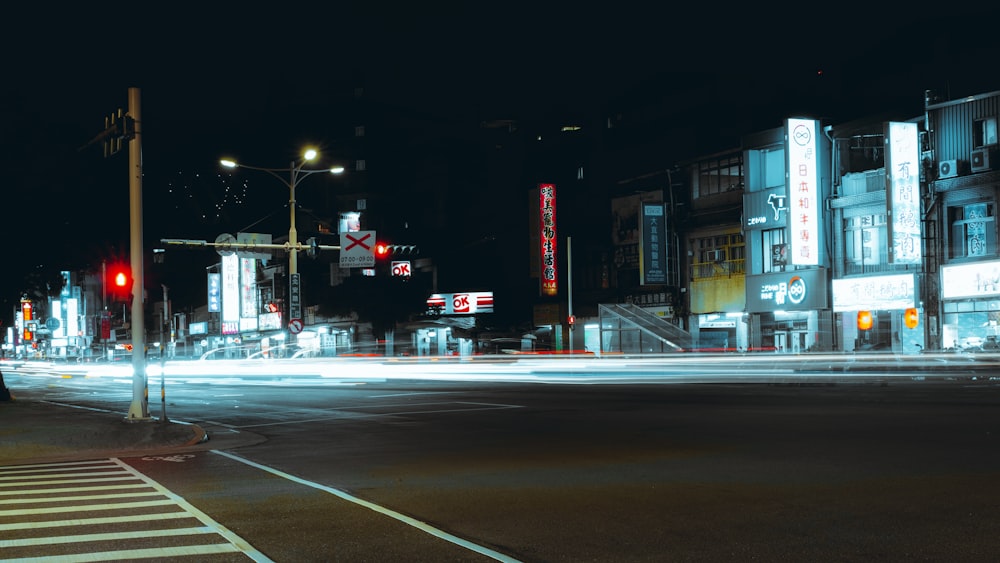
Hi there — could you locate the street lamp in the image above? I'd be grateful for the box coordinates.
[219,150,344,280]
[219,149,344,328]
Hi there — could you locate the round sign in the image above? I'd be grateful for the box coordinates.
[288,318,304,334]
[215,233,237,257]
[45,318,61,330]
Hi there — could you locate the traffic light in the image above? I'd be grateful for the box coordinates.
[115,271,128,288]
[857,310,873,331]
[904,308,919,329]
[374,243,418,258]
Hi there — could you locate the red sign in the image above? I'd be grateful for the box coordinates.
[539,184,558,296]
[288,318,304,334]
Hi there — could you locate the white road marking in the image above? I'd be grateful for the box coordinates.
[213,450,522,563]
[0,458,272,562]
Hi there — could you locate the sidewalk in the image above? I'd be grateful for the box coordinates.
[0,390,209,466]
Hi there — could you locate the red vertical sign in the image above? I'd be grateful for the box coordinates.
[539,183,558,296]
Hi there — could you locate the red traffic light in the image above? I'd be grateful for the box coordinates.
[375,243,390,258]
[115,272,128,287]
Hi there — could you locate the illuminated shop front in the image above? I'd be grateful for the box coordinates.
[745,269,831,353]
[940,261,1000,350]
[832,273,922,353]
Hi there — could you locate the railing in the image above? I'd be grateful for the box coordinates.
[691,259,745,280]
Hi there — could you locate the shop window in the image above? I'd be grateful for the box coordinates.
[974,117,998,148]
[949,202,995,259]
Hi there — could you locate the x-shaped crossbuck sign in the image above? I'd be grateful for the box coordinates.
[344,232,372,251]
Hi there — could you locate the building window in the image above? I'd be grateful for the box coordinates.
[355,159,366,171]
[974,117,998,148]
[949,202,995,259]
[693,155,742,198]
[691,232,744,279]
[762,228,786,273]
[845,214,887,270]
[355,125,365,137]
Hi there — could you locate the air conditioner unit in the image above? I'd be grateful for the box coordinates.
[971,148,996,173]
[706,249,725,262]
[938,159,968,179]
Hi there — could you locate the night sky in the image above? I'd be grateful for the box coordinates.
[3,5,1000,321]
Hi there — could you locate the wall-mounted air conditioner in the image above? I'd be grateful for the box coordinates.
[938,159,968,179]
[971,148,997,173]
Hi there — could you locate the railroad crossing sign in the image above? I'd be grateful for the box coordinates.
[288,318,304,334]
[340,230,376,268]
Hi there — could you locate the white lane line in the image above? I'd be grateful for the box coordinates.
[236,401,524,429]
[213,450,521,563]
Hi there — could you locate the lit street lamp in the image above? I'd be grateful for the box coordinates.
[219,149,344,320]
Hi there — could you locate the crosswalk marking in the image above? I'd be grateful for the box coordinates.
[0,458,272,562]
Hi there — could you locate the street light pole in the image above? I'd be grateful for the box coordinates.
[220,152,343,328]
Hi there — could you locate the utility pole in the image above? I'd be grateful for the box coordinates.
[125,87,149,421]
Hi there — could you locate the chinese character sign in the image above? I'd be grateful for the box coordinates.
[886,121,921,265]
[787,118,819,266]
[539,184,558,296]
[641,203,667,285]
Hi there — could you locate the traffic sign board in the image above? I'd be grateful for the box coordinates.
[391,261,411,277]
[289,273,301,321]
[288,318,304,334]
[340,231,376,268]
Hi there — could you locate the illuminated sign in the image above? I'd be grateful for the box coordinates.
[787,118,819,265]
[886,122,921,264]
[221,254,240,323]
[941,260,1000,299]
[539,183,558,296]
[746,269,828,312]
[207,273,221,313]
[21,300,33,341]
[240,257,258,319]
[831,273,916,312]
[640,203,667,285]
[426,292,495,315]
[258,312,283,331]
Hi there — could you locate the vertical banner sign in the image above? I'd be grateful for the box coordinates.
[240,258,258,319]
[640,203,667,285]
[787,118,819,266]
[221,254,240,323]
[886,121,921,264]
[21,300,33,341]
[539,183,558,296]
[207,273,221,313]
[289,273,302,321]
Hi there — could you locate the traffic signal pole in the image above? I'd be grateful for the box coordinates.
[125,87,149,421]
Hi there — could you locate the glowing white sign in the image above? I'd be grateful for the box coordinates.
[222,254,240,323]
[787,118,819,265]
[941,260,1000,299]
[831,273,916,312]
[886,122,921,264]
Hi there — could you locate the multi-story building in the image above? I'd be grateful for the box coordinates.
[926,89,1000,351]
[742,120,834,353]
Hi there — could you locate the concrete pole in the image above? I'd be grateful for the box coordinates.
[126,87,149,421]
[288,162,298,277]
[567,236,574,354]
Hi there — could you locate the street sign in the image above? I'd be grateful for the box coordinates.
[214,233,236,257]
[289,273,301,321]
[288,318,304,334]
[340,230,376,268]
[236,232,273,259]
[391,261,412,277]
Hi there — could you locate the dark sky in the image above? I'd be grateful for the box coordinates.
[3,5,1000,316]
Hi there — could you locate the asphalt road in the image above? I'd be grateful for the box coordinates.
[6,356,1000,561]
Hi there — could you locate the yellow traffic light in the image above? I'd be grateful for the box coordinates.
[857,310,873,331]
[904,308,919,329]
